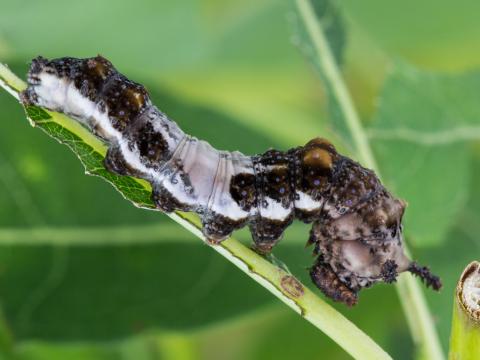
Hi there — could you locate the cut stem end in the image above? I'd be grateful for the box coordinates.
[457,261,480,322]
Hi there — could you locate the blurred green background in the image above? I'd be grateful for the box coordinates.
[1,0,480,359]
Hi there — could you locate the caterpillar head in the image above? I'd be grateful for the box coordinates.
[21,55,115,114]
[20,56,67,111]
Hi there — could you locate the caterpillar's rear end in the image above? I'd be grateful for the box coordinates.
[21,55,442,306]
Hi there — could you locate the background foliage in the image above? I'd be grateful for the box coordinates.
[0,0,479,359]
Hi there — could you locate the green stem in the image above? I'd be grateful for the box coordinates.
[295,0,445,359]
[449,261,480,360]
[294,0,378,171]
[0,63,392,359]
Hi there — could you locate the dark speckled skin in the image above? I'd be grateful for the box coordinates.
[21,56,442,306]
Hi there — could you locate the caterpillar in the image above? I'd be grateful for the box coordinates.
[21,56,442,306]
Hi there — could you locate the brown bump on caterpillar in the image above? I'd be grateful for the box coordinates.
[87,55,112,80]
[305,137,336,152]
[302,147,333,169]
[299,138,338,191]
[125,87,147,109]
[53,57,110,102]
[100,77,150,131]
[280,275,304,298]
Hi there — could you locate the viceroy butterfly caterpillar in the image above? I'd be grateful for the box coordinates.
[21,56,441,306]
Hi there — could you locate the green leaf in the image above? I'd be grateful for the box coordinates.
[369,63,479,246]
[24,105,155,210]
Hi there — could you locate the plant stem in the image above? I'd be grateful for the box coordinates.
[0,63,392,359]
[295,0,445,359]
[294,0,378,171]
[449,261,480,360]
